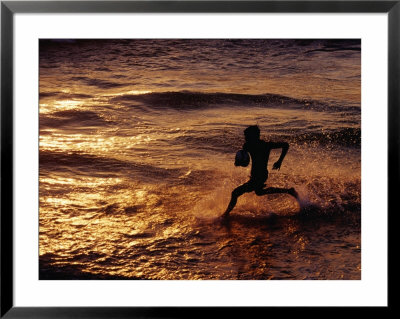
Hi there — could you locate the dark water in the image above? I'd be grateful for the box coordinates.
[39,39,361,280]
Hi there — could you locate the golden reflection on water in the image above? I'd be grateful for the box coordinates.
[40,168,165,253]
[39,133,153,156]
[104,89,152,97]
[40,100,83,113]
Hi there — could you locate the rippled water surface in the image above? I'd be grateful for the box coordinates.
[39,39,361,280]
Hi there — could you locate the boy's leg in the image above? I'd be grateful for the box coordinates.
[222,182,253,217]
[255,187,298,198]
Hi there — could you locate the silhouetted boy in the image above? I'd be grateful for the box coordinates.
[222,125,298,218]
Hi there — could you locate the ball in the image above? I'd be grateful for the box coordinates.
[235,149,250,167]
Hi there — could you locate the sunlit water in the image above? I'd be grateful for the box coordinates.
[39,39,361,280]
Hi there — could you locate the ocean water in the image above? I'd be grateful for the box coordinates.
[39,39,361,280]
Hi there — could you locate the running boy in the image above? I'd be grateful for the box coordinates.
[222,125,298,218]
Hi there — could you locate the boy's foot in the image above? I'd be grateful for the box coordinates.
[220,212,229,219]
[288,187,298,199]
[217,213,231,225]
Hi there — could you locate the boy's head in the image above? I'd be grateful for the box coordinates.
[244,125,260,142]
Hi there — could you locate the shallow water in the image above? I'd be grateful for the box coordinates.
[39,39,361,280]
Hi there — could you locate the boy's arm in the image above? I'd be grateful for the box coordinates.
[270,142,289,170]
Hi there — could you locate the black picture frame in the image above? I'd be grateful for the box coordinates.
[1,0,395,317]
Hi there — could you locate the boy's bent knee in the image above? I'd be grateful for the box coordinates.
[232,189,241,197]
